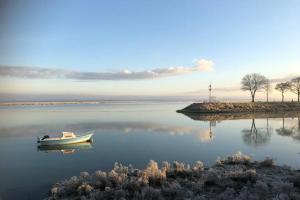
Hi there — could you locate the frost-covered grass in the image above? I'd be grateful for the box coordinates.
[47,152,300,200]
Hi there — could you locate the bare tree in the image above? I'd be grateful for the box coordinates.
[263,79,272,102]
[241,73,268,102]
[275,82,291,102]
[290,77,300,102]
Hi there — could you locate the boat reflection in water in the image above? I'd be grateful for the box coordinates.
[37,142,93,154]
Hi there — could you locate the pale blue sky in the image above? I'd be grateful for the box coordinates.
[0,0,300,100]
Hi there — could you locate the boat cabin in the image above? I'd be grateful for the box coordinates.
[62,132,76,139]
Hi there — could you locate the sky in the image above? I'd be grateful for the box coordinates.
[0,0,300,101]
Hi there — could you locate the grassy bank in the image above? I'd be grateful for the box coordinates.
[177,102,300,114]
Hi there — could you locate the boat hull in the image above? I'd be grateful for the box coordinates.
[39,133,93,146]
[38,142,93,154]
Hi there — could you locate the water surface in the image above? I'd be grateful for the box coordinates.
[0,102,299,199]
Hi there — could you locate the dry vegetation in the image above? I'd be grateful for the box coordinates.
[47,152,300,200]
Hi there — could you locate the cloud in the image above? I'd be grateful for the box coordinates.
[270,73,300,83]
[194,59,214,71]
[0,59,214,80]
[198,129,214,143]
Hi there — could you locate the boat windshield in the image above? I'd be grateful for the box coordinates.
[62,132,76,138]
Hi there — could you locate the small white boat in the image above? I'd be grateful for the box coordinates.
[37,131,94,146]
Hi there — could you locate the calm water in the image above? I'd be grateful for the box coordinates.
[0,102,300,199]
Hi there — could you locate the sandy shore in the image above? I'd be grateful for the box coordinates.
[47,152,300,200]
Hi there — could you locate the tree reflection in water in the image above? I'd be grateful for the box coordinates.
[241,118,272,147]
[293,115,300,140]
[276,114,300,141]
[276,117,293,136]
[180,111,300,144]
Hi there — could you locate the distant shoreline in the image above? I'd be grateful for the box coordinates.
[0,100,191,106]
[0,101,100,106]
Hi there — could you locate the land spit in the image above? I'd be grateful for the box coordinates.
[47,152,300,200]
[177,102,300,114]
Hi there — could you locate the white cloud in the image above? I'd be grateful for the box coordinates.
[194,59,214,71]
[270,73,299,83]
[0,58,214,80]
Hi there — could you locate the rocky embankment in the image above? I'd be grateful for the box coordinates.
[177,102,300,114]
[47,152,300,200]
